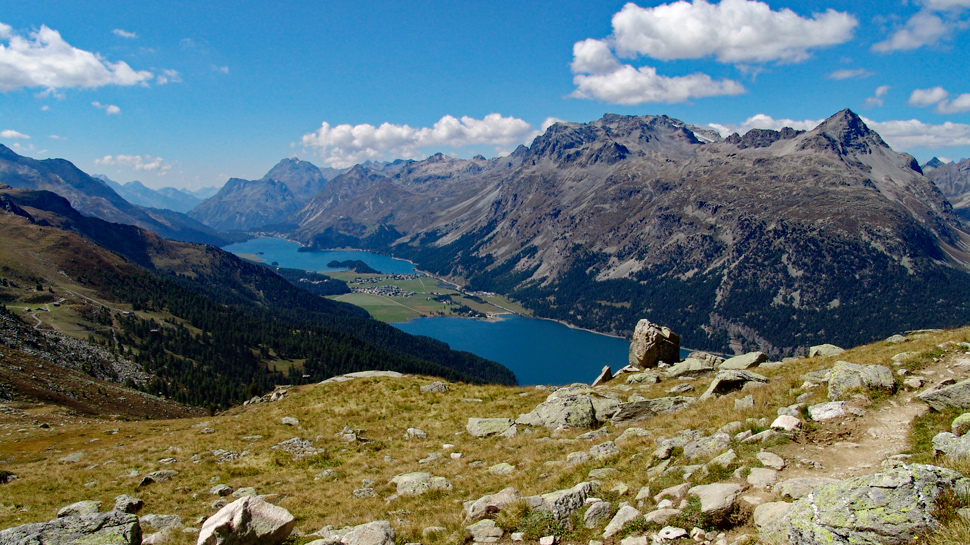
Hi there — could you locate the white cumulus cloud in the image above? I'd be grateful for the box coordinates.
[908,86,970,114]
[112,29,137,39]
[95,154,171,174]
[0,21,154,91]
[300,113,536,167]
[610,0,857,63]
[156,68,181,85]
[92,101,121,115]
[0,129,30,139]
[864,117,970,149]
[707,113,824,138]
[873,0,970,52]
[827,68,873,80]
[866,85,891,107]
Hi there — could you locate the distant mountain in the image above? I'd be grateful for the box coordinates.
[185,185,221,200]
[189,158,344,231]
[0,145,232,246]
[926,157,970,221]
[96,175,202,213]
[288,110,970,357]
[922,157,948,173]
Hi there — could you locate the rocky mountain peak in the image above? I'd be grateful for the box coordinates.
[802,108,888,157]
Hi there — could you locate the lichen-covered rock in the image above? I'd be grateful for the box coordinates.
[343,521,396,545]
[517,394,597,429]
[0,511,141,545]
[952,413,970,436]
[917,378,970,411]
[583,501,613,529]
[719,352,767,370]
[589,441,619,460]
[665,359,714,379]
[602,505,639,539]
[389,472,452,496]
[683,432,730,460]
[466,418,514,437]
[754,502,791,544]
[809,344,844,358]
[773,477,838,500]
[197,496,295,545]
[57,500,101,518]
[827,361,895,400]
[113,495,143,514]
[783,464,970,545]
[628,319,680,369]
[625,372,660,385]
[932,432,970,459]
[524,482,594,521]
[610,396,694,425]
[420,381,449,394]
[464,487,521,521]
[699,370,768,400]
[466,519,503,543]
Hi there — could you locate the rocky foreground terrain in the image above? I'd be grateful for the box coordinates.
[3,322,970,544]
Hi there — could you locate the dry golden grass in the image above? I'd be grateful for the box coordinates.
[2,327,970,544]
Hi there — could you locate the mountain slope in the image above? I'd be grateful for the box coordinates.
[290,110,970,356]
[98,175,202,213]
[0,145,231,246]
[926,157,970,221]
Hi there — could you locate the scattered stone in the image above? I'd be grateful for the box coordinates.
[700,370,769,400]
[510,532,525,541]
[588,468,619,480]
[932,432,970,458]
[197,496,294,545]
[747,468,778,489]
[770,415,801,432]
[643,509,681,525]
[57,500,101,518]
[539,536,556,545]
[688,483,745,526]
[523,482,594,521]
[322,520,396,545]
[654,483,690,503]
[389,472,452,496]
[466,519,503,543]
[0,511,141,545]
[808,401,846,421]
[783,464,969,545]
[903,377,925,390]
[683,432,730,459]
[707,449,737,468]
[742,430,781,443]
[583,501,613,529]
[885,334,908,344]
[420,381,449,394]
[352,488,375,499]
[464,487,521,521]
[756,452,786,471]
[665,359,715,379]
[404,428,427,440]
[628,319,680,369]
[566,451,592,466]
[280,417,300,426]
[602,505,639,539]
[666,383,694,394]
[808,344,844,358]
[58,451,86,463]
[139,470,178,487]
[953,413,970,436]
[918,378,970,411]
[315,469,337,481]
[719,352,767,370]
[517,394,597,429]
[589,441,619,460]
[139,514,182,532]
[615,427,650,444]
[272,437,319,458]
[114,495,143,514]
[210,484,234,497]
[625,372,660,385]
[466,418,515,437]
[827,361,895,400]
[232,487,257,498]
[734,395,754,411]
[592,366,612,387]
[488,463,515,475]
[772,477,839,500]
[577,429,610,442]
[610,397,694,425]
[656,526,688,541]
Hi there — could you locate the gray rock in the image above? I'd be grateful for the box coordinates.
[591,366,612,387]
[516,395,597,429]
[343,521,396,545]
[654,483,690,503]
[688,483,745,526]
[953,413,970,436]
[113,495,143,514]
[707,449,737,468]
[700,370,768,399]
[770,415,801,432]
[784,464,970,545]
[808,401,846,421]
[389,472,452,496]
[666,383,694,394]
[139,470,178,487]
[488,463,515,475]
[524,482,594,521]
[773,477,839,500]
[932,432,970,458]
[232,487,257,498]
[566,451,591,466]
[466,519,503,543]
[683,432,730,459]
[210,484,234,497]
[280,416,300,426]
[352,488,375,499]
[583,501,613,529]
[628,319,680,368]
[577,429,610,442]
[404,428,427,440]
[827,361,895,400]
[420,381,449,394]
[809,344,844,358]
[602,505,639,539]
[610,396,694,425]
[625,372,660,385]
[756,452,786,470]
[57,500,101,518]
[665,358,714,379]
[588,468,619,479]
[464,487,521,521]
[747,468,778,489]
[272,437,319,458]
[139,514,182,533]
[753,502,792,544]
[642,509,681,525]
[719,352,767,370]
[197,496,294,545]
[918,378,970,411]
[466,418,514,437]
[885,334,908,344]
[656,527,688,541]
[0,511,141,545]
[734,395,754,411]
[589,441,619,460]
[615,427,649,444]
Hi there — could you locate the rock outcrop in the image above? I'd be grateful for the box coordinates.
[197,496,295,545]
[628,320,680,369]
[0,511,141,545]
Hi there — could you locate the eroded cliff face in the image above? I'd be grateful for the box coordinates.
[289,110,970,356]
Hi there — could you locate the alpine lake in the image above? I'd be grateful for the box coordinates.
[224,237,687,385]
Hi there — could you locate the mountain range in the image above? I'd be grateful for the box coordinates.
[96,175,207,213]
[925,157,970,221]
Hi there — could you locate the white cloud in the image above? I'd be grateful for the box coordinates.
[827,68,873,80]
[865,85,891,107]
[156,68,181,85]
[864,117,970,148]
[48,134,63,140]
[212,65,229,74]
[873,0,970,52]
[300,113,536,167]
[0,129,30,139]
[95,154,172,174]
[112,29,137,39]
[92,101,121,115]
[0,21,154,91]
[908,86,970,113]
[610,0,857,64]
[40,104,49,111]
[707,113,823,138]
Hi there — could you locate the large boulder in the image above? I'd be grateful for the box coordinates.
[464,487,521,521]
[516,395,596,429]
[0,511,141,545]
[628,319,680,369]
[827,361,895,400]
[688,483,745,526]
[932,432,970,459]
[809,344,845,358]
[610,397,694,425]
[782,464,970,545]
[197,496,295,545]
[699,370,768,400]
[524,482,594,521]
[310,521,395,545]
[719,352,767,370]
[466,418,514,437]
[602,505,640,539]
[389,472,452,496]
[665,359,715,379]
[917,378,970,411]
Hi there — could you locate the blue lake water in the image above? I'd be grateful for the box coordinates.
[224,237,686,385]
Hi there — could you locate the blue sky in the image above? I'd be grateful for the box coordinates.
[1,0,969,190]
